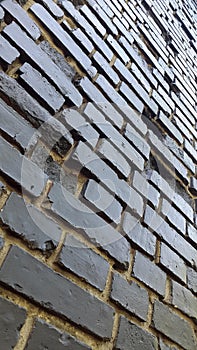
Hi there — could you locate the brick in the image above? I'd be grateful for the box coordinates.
[80,4,106,36]
[0,296,26,349]
[172,115,192,142]
[131,63,151,93]
[0,236,4,249]
[60,109,99,148]
[119,82,144,114]
[171,280,197,320]
[26,319,91,349]
[175,108,197,140]
[86,0,118,35]
[111,273,149,320]
[1,0,41,40]
[48,182,130,268]
[19,63,65,113]
[4,21,83,107]
[0,136,47,197]
[152,300,196,350]
[0,6,4,20]
[124,122,150,160]
[159,243,187,283]
[159,339,178,350]
[132,251,166,296]
[187,223,197,245]
[72,28,94,54]
[187,267,197,294]
[107,34,130,64]
[115,316,157,350]
[152,69,169,92]
[57,234,109,291]
[0,35,20,65]
[184,139,197,163]
[157,111,183,144]
[189,177,197,196]
[95,0,114,18]
[71,142,144,217]
[97,139,131,178]
[144,206,197,267]
[82,179,122,224]
[38,0,64,18]
[0,98,37,151]
[0,245,114,339]
[0,192,61,252]
[133,171,159,208]
[152,90,171,114]
[161,198,186,235]
[93,52,119,85]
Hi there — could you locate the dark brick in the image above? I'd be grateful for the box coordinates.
[97,139,131,178]
[115,316,157,350]
[0,296,26,349]
[122,212,156,257]
[0,245,114,339]
[71,142,144,217]
[107,35,130,64]
[187,267,197,294]
[132,251,166,296]
[132,171,159,208]
[48,182,130,268]
[144,206,197,267]
[0,192,61,252]
[152,300,196,350]
[72,28,94,54]
[39,0,64,19]
[80,4,106,36]
[171,280,197,320]
[82,179,122,224]
[93,52,119,85]
[2,0,41,40]
[57,234,109,291]
[26,319,91,350]
[189,177,197,196]
[86,0,118,35]
[157,111,183,144]
[124,122,150,160]
[161,198,186,235]
[0,136,47,197]
[119,82,144,114]
[0,98,37,151]
[60,108,99,148]
[19,63,65,113]
[159,243,187,283]
[0,35,20,66]
[111,273,149,321]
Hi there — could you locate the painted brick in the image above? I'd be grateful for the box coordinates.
[171,280,197,320]
[132,251,166,296]
[0,245,114,339]
[111,273,149,321]
[57,234,109,291]
[0,192,61,252]
[0,296,26,349]
[152,300,196,350]
[115,316,157,350]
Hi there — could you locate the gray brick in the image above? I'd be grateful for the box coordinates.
[124,122,150,160]
[86,0,118,35]
[157,111,183,144]
[159,339,178,350]
[161,198,186,235]
[131,63,151,93]
[0,6,4,20]
[133,171,159,208]
[119,82,144,114]
[4,21,83,107]
[107,35,130,64]
[1,0,41,40]
[72,28,94,54]
[0,296,26,349]
[152,90,171,114]
[184,139,197,163]
[160,243,187,283]
[38,0,64,18]
[26,319,91,349]
[152,300,196,350]
[189,177,197,196]
[187,267,197,294]
[152,69,169,92]
[48,182,130,268]
[82,179,122,224]
[115,316,157,350]
[0,35,20,65]
[171,280,197,320]
[57,234,109,291]
[0,136,47,197]
[132,251,166,296]
[111,273,149,321]
[0,192,61,252]
[80,4,106,36]
[0,245,114,339]
[0,236,4,250]
[93,52,119,85]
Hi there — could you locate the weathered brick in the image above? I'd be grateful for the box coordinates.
[2,0,41,40]
[72,28,94,54]
[159,242,187,283]
[184,139,197,163]
[115,316,157,350]
[26,319,91,349]
[122,212,156,257]
[119,82,144,114]
[111,273,149,321]
[133,171,159,208]
[132,251,166,296]
[152,300,196,350]
[3,22,83,107]
[171,280,197,320]
[187,267,197,294]
[161,198,186,235]
[107,34,130,64]
[0,296,26,349]
[80,4,106,36]
[38,0,64,18]
[0,192,61,252]
[82,179,122,224]
[124,122,150,160]
[152,69,169,92]
[0,136,47,197]
[159,339,178,350]
[93,52,119,85]
[0,236,4,250]
[152,90,171,114]
[0,35,20,66]
[189,177,197,196]
[0,245,114,339]
[131,63,151,93]
[60,233,109,288]
[86,0,118,35]
[48,182,130,268]
[157,111,183,144]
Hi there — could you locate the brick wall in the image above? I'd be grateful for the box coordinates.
[0,0,196,349]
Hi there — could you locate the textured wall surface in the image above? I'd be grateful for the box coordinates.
[0,0,196,349]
